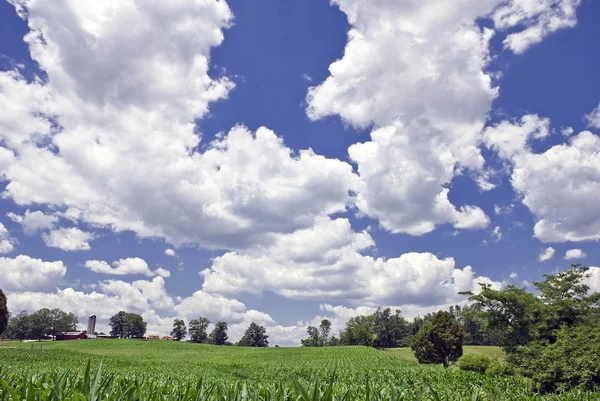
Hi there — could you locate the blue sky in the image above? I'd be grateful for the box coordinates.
[0,0,599,345]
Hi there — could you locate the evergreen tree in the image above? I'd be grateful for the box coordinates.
[209,322,228,345]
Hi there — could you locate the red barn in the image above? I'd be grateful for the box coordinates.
[56,332,87,340]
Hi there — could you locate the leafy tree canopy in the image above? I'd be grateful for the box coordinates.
[411,310,464,368]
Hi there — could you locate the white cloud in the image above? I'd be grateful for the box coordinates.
[585,103,600,129]
[491,226,502,242]
[305,0,581,237]
[564,249,586,260]
[584,267,600,293]
[509,272,518,279]
[0,223,16,254]
[306,0,504,235]
[0,254,66,291]
[0,1,357,252]
[165,249,176,257]
[5,278,278,342]
[15,210,58,235]
[561,127,574,136]
[201,217,500,306]
[538,247,556,262]
[42,227,93,251]
[154,267,171,278]
[493,0,581,54]
[85,257,161,277]
[485,116,600,242]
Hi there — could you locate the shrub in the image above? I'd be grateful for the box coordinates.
[511,324,600,393]
[485,360,513,376]
[458,354,492,373]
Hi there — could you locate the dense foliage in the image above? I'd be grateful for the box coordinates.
[465,265,600,392]
[189,317,211,343]
[4,308,78,340]
[511,324,600,393]
[109,311,147,338]
[238,322,269,347]
[208,321,229,345]
[457,354,493,373]
[411,311,463,368]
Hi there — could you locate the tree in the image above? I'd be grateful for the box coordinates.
[372,308,410,348]
[512,323,600,393]
[209,322,228,345]
[171,319,187,341]
[124,313,146,338]
[6,311,29,340]
[328,335,340,346]
[0,289,8,338]
[239,322,269,347]
[411,310,464,368]
[535,265,600,330]
[319,319,331,345]
[340,315,373,346]
[48,308,78,337]
[109,311,147,338]
[109,311,127,338]
[464,265,600,353]
[28,308,53,340]
[189,317,210,343]
[301,326,320,347]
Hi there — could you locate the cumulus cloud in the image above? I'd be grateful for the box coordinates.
[305,0,581,237]
[564,249,586,260]
[84,257,168,278]
[484,116,600,242]
[42,227,93,251]
[7,210,58,235]
[0,223,16,254]
[0,254,66,291]
[201,217,500,306]
[154,267,171,278]
[538,247,556,262]
[0,1,357,252]
[585,103,600,129]
[165,249,176,257]
[306,0,502,235]
[5,277,280,342]
[584,267,600,293]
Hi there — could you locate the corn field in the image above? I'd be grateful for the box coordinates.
[1,342,599,401]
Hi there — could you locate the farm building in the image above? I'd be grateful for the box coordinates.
[56,332,87,341]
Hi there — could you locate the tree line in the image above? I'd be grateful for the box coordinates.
[300,304,496,349]
[0,304,79,341]
[170,318,269,347]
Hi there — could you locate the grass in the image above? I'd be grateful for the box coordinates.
[0,340,599,400]
[384,346,505,363]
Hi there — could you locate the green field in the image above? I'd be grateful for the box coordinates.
[0,341,598,400]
